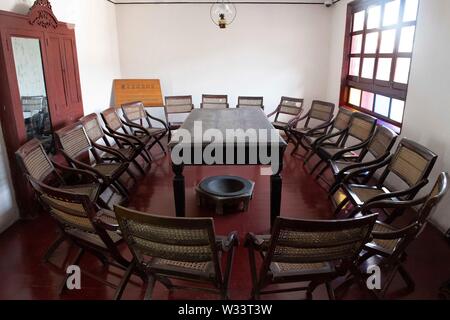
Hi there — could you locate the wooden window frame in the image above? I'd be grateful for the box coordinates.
[339,0,419,130]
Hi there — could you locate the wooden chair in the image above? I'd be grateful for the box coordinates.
[200,94,229,109]
[100,107,153,162]
[121,101,169,155]
[244,214,378,300]
[267,96,304,138]
[80,113,149,176]
[55,122,131,201]
[301,107,354,164]
[359,172,448,298]
[236,96,264,109]
[288,100,335,155]
[164,95,194,141]
[334,138,438,222]
[328,125,398,194]
[27,176,131,296]
[310,112,377,176]
[15,138,103,261]
[113,205,239,300]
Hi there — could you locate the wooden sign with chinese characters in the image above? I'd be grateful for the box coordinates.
[113,79,163,107]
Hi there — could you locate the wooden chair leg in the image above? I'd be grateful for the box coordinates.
[144,275,156,300]
[132,159,146,176]
[315,163,329,181]
[156,275,174,292]
[156,138,166,155]
[303,150,314,165]
[326,282,336,300]
[43,234,65,262]
[309,159,324,175]
[114,261,136,300]
[306,280,320,300]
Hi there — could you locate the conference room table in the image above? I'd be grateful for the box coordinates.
[168,108,287,229]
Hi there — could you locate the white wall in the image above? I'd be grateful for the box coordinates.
[0,0,122,232]
[326,0,450,233]
[116,4,333,120]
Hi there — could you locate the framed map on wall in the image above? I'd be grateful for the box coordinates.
[113,79,163,107]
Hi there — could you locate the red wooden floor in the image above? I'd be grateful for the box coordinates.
[0,144,449,300]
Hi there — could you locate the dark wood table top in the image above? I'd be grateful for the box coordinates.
[168,108,287,148]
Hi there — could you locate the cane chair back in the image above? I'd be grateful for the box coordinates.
[80,114,106,143]
[296,100,335,129]
[366,125,398,160]
[333,107,354,131]
[122,101,148,125]
[28,176,121,244]
[16,138,59,184]
[56,123,91,159]
[201,95,229,109]
[164,96,194,127]
[347,112,378,143]
[115,205,222,281]
[416,172,449,229]
[101,108,125,133]
[273,96,304,126]
[265,215,377,268]
[237,96,264,109]
[360,173,448,297]
[380,139,438,188]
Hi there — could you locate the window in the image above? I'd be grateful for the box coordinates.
[340,0,419,131]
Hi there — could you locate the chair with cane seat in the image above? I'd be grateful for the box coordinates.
[113,205,239,300]
[200,94,229,109]
[358,172,448,298]
[27,176,131,297]
[55,123,131,201]
[244,214,378,300]
[311,112,377,177]
[333,138,438,223]
[121,101,169,155]
[288,100,335,155]
[80,113,149,176]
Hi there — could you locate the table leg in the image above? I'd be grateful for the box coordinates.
[270,173,282,229]
[270,147,285,229]
[172,163,185,217]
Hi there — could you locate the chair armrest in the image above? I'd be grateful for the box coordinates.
[92,210,120,232]
[288,113,309,129]
[244,233,270,251]
[266,107,280,119]
[306,121,334,137]
[217,231,239,252]
[363,179,428,204]
[108,129,145,147]
[123,121,149,135]
[314,130,345,148]
[331,140,371,160]
[335,153,390,182]
[342,155,392,184]
[51,159,97,184]
[92,142,127,161]
[371,223,419,240]
[362,194,430,214]
[61,150,109,182]
[104,131,136,149]
[145,110,169,131]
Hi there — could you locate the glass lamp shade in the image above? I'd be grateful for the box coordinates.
[210,0,237,29]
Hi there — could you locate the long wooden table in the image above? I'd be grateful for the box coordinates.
[168,108,287,228]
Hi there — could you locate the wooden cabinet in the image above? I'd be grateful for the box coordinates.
[0,0,84,218]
